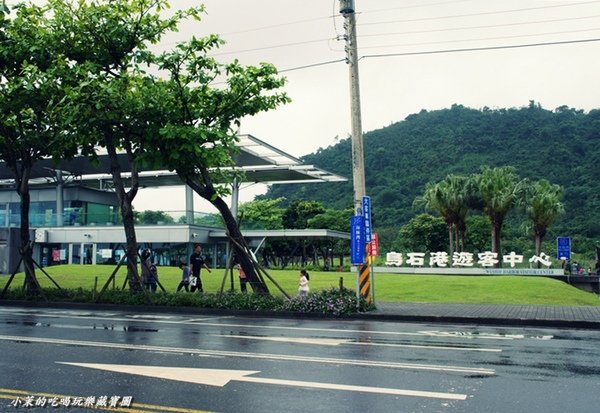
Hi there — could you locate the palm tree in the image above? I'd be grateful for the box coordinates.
[476,166,525,267]
[444,174,480,252]
[414,181,458,255]
[522,179,564,264]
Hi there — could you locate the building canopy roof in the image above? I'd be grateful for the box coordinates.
[0,134,346,189]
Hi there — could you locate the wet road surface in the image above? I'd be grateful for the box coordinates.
[0,306,599,412]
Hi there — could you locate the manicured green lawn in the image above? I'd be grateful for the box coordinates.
[1,264,599,306]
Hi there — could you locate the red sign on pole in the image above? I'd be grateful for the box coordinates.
[370,233,379,257]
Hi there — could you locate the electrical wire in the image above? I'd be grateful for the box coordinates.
[274,36,600,74]
[358,27,600,50]
[360,0,600,26]
[211,37,335,56]
[278,59,346,74]
[360,37,600,59]
[359,14,600,39]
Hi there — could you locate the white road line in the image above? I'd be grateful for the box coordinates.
[215,334,502,352]
[0,312,231,326]
[213,334,353,346]
[0,308,550,341]
[58,363,468,401]
[0,335,496,375]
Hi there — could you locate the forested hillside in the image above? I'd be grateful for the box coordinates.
[262,103,600,245]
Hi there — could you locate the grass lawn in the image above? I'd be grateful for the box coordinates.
[1,264,599,306]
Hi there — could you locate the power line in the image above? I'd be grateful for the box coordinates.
[211,38,334,56]
[211,15,600,58]
[359,14,600,39]
[219,0,474,37]
[360,0,600,26]
[360,0,475,15]
[360,37,600,59]
[278,59,346,74]
[358,27,600,51]
[275,37,600,74]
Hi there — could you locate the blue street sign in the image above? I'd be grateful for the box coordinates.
[362,196,372,243]
[350,216,365,265]
[556,236,571,260]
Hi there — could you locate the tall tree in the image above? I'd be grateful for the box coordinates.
[477,166,525,267]
[0,3,76,294]
[238,198,285,230]
[48,0,201,290]
[143,38,289,293]
[522,179,564,262]
[414,181,458,256]
[282,200,326,229]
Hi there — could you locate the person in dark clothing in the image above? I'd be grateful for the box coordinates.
[141,248,158,292]
[189,244,211,293]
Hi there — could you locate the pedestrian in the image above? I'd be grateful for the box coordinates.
[176,262,191,292]
[234,263,248,294]
[189,243,211,293]
[141,248,158,292]
[298,269,310,296]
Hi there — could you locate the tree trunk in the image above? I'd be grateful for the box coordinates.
[491,217,503,268]
[17,166,39,296]
[448,225,454,257]
[211,196,268,294]
[104,133,141,291]
[534,224,546,269]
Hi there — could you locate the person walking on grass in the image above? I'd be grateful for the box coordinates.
[176,262,191,292]
[298,269,310,296]
[189,243,211,293]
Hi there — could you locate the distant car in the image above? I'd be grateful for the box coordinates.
[385,252,403,267]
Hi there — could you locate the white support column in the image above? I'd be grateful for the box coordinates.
[185,185,194,224]
[231,177,240,221]
[56,170,64,227]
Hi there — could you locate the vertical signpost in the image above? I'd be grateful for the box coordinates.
[350,216,365,266]
[556,237,571,261]
[361,196,373,305]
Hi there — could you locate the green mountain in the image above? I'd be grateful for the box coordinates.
[262,103,600,242]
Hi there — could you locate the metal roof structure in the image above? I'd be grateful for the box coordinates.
[0,134,346,189]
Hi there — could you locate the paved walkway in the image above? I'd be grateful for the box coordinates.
[361,301,600,329]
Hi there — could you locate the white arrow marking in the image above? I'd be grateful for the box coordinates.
[0,335,495,375]
[57,363,467,401]
[1,335,495,374]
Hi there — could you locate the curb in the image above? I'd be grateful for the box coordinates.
[1,300,599,330]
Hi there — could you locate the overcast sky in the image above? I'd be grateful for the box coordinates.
[132,0,600,215]
[26,0,600,214]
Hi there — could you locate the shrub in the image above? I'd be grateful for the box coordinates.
[0,286,374,317]
[281,287,373,316]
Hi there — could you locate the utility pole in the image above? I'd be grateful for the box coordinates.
[339,0,372,305]
[340,0,366,213]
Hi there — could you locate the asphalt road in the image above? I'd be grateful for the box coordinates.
[0,306,599,413]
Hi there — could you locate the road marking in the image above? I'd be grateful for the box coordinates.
[0,309,531,341]
[350,341,501,352]
[213,334,353,346]
[0,388,211,412]
[0,335,495,375]
[215,334,502,352]
[420,331,553,340]
[58,363,468,401]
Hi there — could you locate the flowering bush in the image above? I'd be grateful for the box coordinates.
[281,287,373,316]
[1,287,374,316]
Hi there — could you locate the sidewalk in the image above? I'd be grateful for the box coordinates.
[358,301,600,329]
[2,299,600,329]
